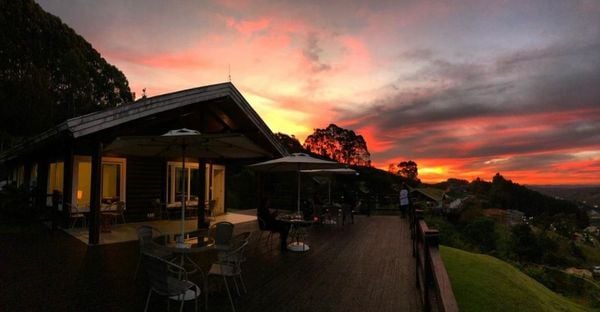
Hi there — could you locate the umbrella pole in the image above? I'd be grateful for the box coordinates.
[297,170,301,214]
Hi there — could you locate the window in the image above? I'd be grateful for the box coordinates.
[73,156,126,211]
[47,162,64,206]
[166,162,200,206]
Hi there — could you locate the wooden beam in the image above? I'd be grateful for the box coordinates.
[62,146,74,228]
[197,159,209,229]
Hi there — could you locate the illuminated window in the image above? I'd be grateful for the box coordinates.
[47,162,64,206]
[73,156,126,211]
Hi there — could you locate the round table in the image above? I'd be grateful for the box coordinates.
[276,215,314,252]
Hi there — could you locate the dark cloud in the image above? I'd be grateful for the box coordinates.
[303,32,331,72]
[339,38,600,166]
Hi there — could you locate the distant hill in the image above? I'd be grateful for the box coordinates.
[0,0,132,150]
[441,246,589,312]
[529,186,600,210]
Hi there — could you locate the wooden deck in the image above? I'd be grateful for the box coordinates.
[0,215,420,311]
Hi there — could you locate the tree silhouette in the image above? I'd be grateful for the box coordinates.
[0,0,132,151]
[397,160,419,183]
[303,124,371,166]
[274,132,306,153]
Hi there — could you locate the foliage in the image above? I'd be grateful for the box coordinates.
[441,246,589,312]
[0,0,132,151]
[464,217,497,252]
[511,224,544,263]
[396,160,420,185]
[303,124,370,166]
[274,132,306,154]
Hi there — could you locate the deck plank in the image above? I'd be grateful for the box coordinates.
[0,215,420,311]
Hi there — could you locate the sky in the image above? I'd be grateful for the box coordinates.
[37,0,600,185]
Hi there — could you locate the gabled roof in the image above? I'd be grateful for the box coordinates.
[1,82,287,161]
[411,187,446,203]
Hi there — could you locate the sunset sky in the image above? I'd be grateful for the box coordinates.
[37,0,600,185]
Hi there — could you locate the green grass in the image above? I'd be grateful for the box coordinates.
[440,246,591,312]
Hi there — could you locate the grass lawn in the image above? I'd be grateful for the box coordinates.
[440,246,591,312]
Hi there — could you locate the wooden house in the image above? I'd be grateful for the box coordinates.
[0,82,287,244]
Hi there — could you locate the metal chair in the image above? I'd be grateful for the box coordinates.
[210,221,234,250]
[142,252,201,312]
[68,204,87,228]
[208,239,249,312]
[106,201,126,224]
[135,226,172,279]
[257,216,278,249]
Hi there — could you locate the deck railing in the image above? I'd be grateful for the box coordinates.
[410,207,459,312]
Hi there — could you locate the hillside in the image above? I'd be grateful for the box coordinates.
[440,246,590,312]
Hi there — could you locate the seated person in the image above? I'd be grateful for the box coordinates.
[258,199,291,252]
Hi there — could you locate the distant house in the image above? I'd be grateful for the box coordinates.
[410,187,447,213]
[0,82,287,244]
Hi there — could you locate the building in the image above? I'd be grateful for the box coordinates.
[0,82,287,244]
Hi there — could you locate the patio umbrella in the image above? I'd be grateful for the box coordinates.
[105,128,272,247]
[300,168,359,204]
[249,153,344,213]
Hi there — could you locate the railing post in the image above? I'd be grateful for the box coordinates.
[413,209,423,257]
[424,229,440,312]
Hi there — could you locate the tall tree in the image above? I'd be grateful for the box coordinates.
[397,160,419,182]
[303,124,371,166]
[0,0,133,151]
[274,132,306,153]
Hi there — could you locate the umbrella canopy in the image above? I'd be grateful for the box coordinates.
[105,128,272,247]
[104,128,270,159]
[300,168,359,204]
[249,153,345,213]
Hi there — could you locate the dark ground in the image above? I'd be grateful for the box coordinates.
[0,215,419,311]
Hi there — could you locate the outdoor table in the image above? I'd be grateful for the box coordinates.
[276,214,314,252]
[158,234,215,274]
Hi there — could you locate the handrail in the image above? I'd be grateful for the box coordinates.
[410,207,459,312]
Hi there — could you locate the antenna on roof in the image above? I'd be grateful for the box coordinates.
[228,64,232,82]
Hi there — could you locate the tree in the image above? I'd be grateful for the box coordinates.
[397,160,419,183]
[0,0,133,151]
[274,132,306,153]
[303,124,371,166]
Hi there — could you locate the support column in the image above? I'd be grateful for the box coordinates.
[62,146,74,228]
[197,159,209,229]
[88,141,102,245]
[37,158,49,215]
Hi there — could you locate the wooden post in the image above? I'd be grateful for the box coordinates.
[37,158,49,215]
[197,159,209,229]
[88,141,102,245]
[62,146,74,228]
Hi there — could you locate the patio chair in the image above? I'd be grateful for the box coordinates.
[208,239,249,312]
[68,203,87,228]
[135,226,173,279]
[142,252,201,312]
[257,217,278,249]
[151,198,167,220]
[205,199,217,219]
[105,201,126,225]
[210,221,234,250]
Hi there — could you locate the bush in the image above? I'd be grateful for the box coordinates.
[464,217,497,252]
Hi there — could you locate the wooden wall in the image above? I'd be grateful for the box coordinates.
[125,157,164,221]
